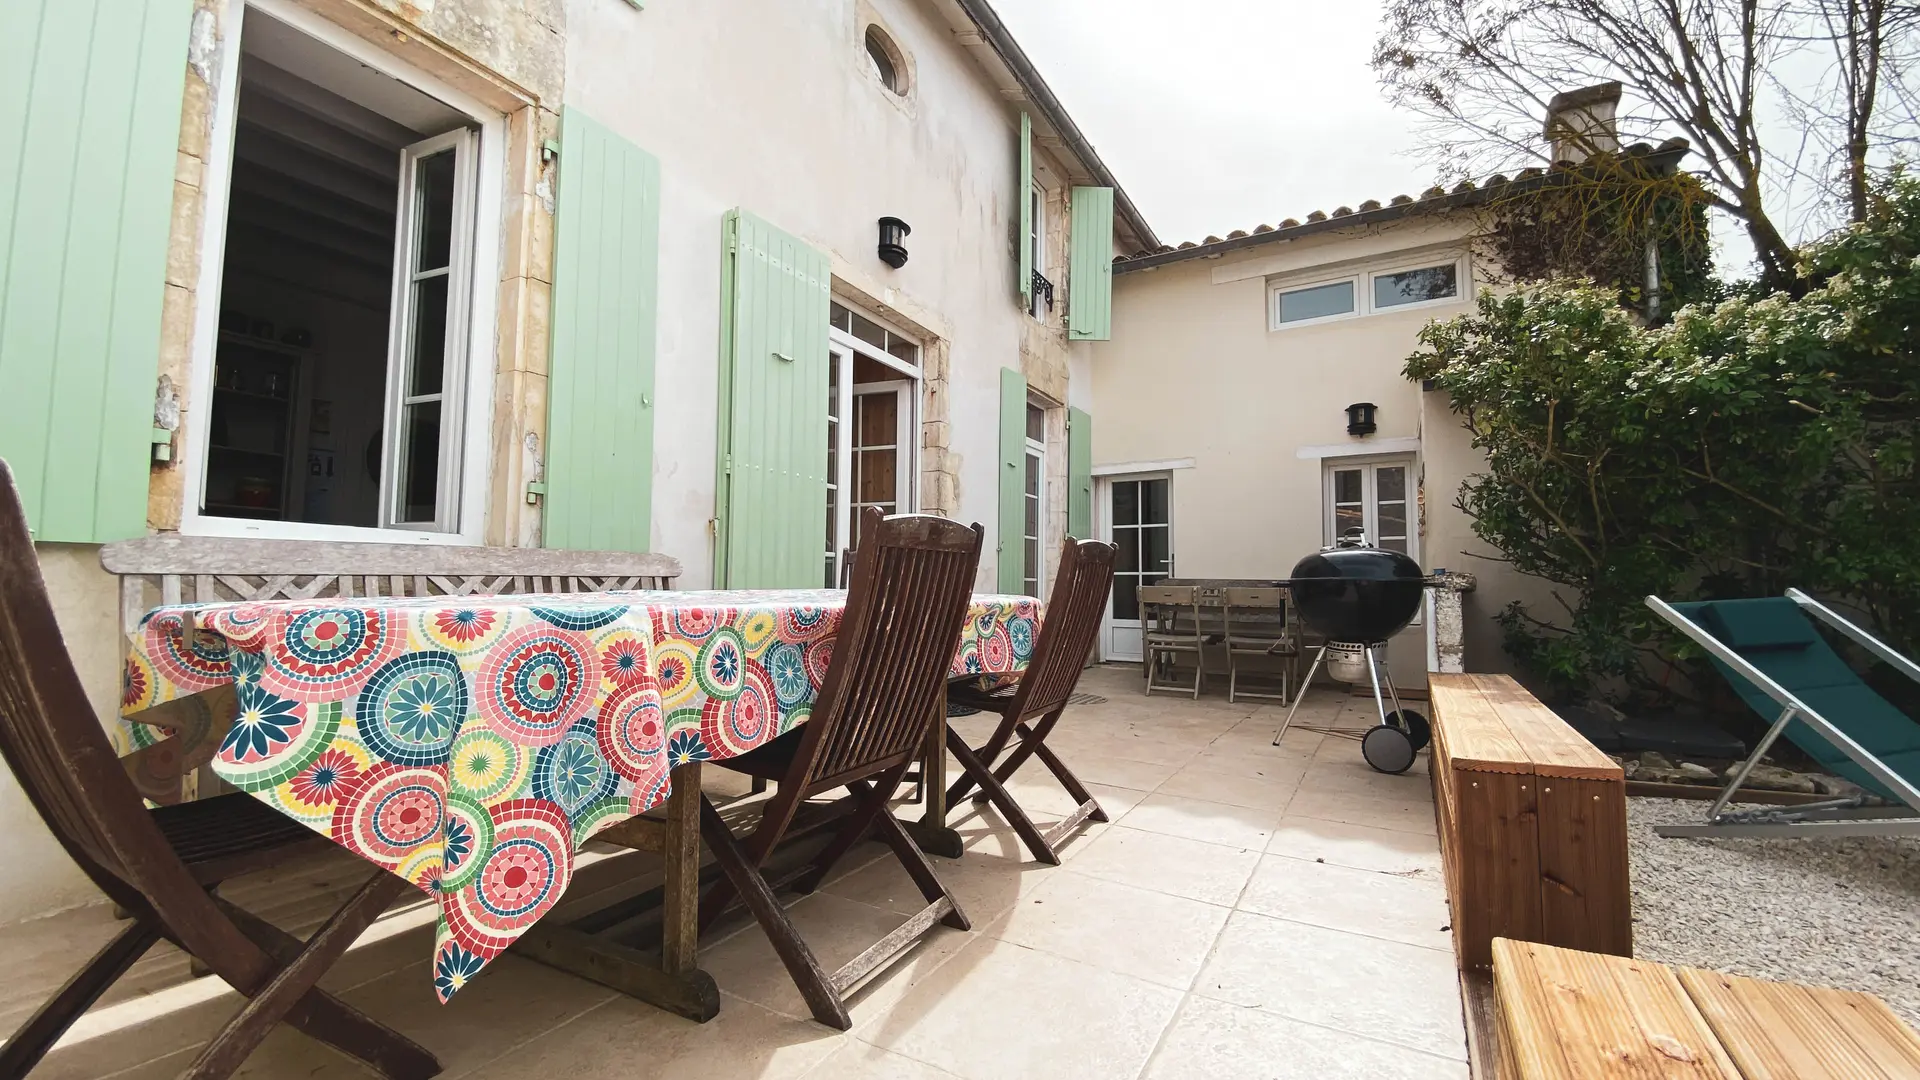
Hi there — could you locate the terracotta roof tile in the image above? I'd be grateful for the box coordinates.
[1113,139,1692,270]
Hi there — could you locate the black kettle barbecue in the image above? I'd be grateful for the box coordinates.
[1272,528,1432,773]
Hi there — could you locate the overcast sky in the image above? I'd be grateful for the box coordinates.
[995,0,1430,250]
[994,0,1849,274]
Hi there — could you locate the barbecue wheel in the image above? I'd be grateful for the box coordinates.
[1361,724,1416,774]
[1386,709,1431,752]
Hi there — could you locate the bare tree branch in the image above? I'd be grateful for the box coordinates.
[1374,0,1920,289]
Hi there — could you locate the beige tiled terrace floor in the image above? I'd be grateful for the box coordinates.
[4,666,1466,1079]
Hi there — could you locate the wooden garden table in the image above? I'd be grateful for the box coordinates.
[119,588,1039,1020]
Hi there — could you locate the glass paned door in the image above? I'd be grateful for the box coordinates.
[852,379,910,547]
[825,342,849,585]
[1023,402,1046,597]
[384,128,477,530]
[1105,475,1172,662]
[824,335,918,586]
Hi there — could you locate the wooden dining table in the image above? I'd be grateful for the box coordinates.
[118,588,1040,1021]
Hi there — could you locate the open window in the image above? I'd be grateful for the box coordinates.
[191,4,495,538]
[386,129,478,528]
[1028,184,1050,320]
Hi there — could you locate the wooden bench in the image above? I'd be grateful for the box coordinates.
[101,534,682,633]
[1429,673,1630,969]
[102,534,682,802]
[1493,937,1920,1079]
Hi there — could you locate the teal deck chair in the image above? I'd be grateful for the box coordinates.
[1646,590,1920,839]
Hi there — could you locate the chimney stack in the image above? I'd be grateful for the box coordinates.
[1543,82,1622,165]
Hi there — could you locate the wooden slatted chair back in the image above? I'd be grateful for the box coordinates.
[0,461,185,916]
[1004,537,1116,722]
[1138,584,1198,630]
[100,535,682,638]
[793,509,982,791]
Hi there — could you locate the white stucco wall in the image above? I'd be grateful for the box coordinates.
[1092,217,1495,683]
[565,0,1046,587]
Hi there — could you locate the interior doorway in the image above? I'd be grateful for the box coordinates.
[199,6,480,532]
[1103,474,1172,662]
[824,304,920,587]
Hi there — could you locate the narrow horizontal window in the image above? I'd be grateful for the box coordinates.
[1373,263,1458,309]
[1275,280,1356,324]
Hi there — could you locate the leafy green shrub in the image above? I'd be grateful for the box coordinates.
[1408,175,1920,696]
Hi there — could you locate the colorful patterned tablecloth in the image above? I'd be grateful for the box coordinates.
[119,589,1040,1001]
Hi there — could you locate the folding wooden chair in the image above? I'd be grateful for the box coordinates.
[694,508,982,1030]
[1224,586,1299,705]
[1140,584,1206,698]
[944,537,1117,865]
[0,461,440,1080]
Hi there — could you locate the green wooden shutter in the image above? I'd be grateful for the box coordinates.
[997,367,1027,593]
[1017,112,1033,308]
[1068,406,1092,539]
[1068,186,1115,341]
[0,0,193,541]
[544,107,661,552]
[716,210,830,588]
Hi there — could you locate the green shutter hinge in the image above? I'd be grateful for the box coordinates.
[151,427,174,463]
[525,480,548,505]
[541,139,560,164]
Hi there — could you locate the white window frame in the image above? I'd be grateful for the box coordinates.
[1029,183,1047,321]
[1269,253,1468,332]
[826,321,921,587]
[1323,456,1418,561]
[1023,401,1047,596]
[383,128,480,531]
[179,0,504,545]
[1367,257,1466,316]
[1269,274,1360,329]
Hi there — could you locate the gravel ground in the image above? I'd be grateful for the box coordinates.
[1628,798,1920,1026]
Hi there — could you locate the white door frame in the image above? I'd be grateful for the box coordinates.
[824,325,920,587]
[1099,471,1174,663]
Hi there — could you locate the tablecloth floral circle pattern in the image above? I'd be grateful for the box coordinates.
[119,589,1039,1001]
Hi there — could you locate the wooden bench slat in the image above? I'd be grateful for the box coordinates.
[1474,674,1622,780]
[1494,939,1739,1079]
[1431,673,1533,774]
[1678,967,1920,1079]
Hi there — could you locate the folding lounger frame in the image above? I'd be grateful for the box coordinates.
[1646,590,1920,839]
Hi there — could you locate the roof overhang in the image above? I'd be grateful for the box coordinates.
[925,0,1159,254]
[1115,140,1689,275]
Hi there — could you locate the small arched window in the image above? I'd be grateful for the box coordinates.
[865,25,907,95]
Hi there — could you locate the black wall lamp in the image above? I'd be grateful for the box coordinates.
[878,216,911,268]
[1346,402,1378,437]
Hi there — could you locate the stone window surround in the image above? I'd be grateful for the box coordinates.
[150,0,560,549]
